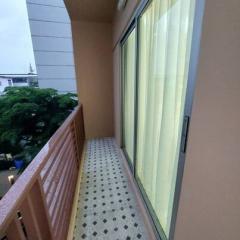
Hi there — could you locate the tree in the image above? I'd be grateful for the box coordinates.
[0,87,78,163]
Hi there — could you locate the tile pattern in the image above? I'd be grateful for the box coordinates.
[73,138,149,240]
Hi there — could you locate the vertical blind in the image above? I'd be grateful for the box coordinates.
[136,0,196,237]
[122,29,136,164]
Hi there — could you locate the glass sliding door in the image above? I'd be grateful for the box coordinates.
[122,28,136,166]
[136,0,196,238]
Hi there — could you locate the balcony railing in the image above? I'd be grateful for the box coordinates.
[0,105,85,240]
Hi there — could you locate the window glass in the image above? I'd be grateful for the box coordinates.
[122,29,136,164]
[136,0,196,236]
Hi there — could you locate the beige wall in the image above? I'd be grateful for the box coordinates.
[67,0,139,141]
[72,21,114,139]
[65,0,115,22]
[174,1,240,239]
[113,45,121,146]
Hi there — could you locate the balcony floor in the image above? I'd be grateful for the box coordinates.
[73,138,151,240]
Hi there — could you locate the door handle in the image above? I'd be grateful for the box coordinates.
[180,116,190,153]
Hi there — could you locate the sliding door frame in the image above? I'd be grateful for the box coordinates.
[120,0,151,175]
[120,20,137,173]
[167,2,206,239]
[120,0,205,239]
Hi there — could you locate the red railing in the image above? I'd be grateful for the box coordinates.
[0,105,85,240]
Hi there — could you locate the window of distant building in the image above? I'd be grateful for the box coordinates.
[8,79,12,86]
[12,77,27,83]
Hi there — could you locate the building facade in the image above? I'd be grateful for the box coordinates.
[26,0,77,93]
[0,77,12,93]
[0,74,37,94]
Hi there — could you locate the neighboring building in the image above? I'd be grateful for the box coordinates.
[26,0,77,94]
[0,77,12,93]
[11,77,30,87]
[0,74,38,94]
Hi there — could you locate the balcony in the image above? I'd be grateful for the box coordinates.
[1,0,240,239]
[0,105,156,240]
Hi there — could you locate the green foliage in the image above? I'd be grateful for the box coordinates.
[0,87,78,164]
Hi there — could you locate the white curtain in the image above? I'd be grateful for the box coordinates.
[122,29,136,163]
[136,0,195,236]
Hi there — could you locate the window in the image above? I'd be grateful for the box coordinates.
[136,0,196,237]
[8,79,13,86]
[121,0,197,238]
[12,78,27,83]
[122,28,136,166]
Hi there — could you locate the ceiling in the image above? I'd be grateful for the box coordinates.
[65,0,116,22]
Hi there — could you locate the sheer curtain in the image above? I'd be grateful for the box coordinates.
[136,0,195,236]
[122,29,136,164]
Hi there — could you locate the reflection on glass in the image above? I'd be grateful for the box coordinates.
[122,29,136,165]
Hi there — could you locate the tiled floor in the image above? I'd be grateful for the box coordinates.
[73,138,150,240]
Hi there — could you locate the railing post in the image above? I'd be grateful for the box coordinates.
[73,120,81,167]
[78,105,85,155]
[72,106,85,168]
[6,217,26,240]
[36,178,54,240]
[20,197,42,240]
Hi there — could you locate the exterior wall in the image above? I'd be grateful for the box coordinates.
[12,82,28,87]
[26,0,77,93]
[113,46,121,145]
[0,78,11,93]
[174,1,240,239]
[112,0,140,145]
[71,21,114,139]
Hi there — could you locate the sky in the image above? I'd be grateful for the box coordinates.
[0,0,36,74]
